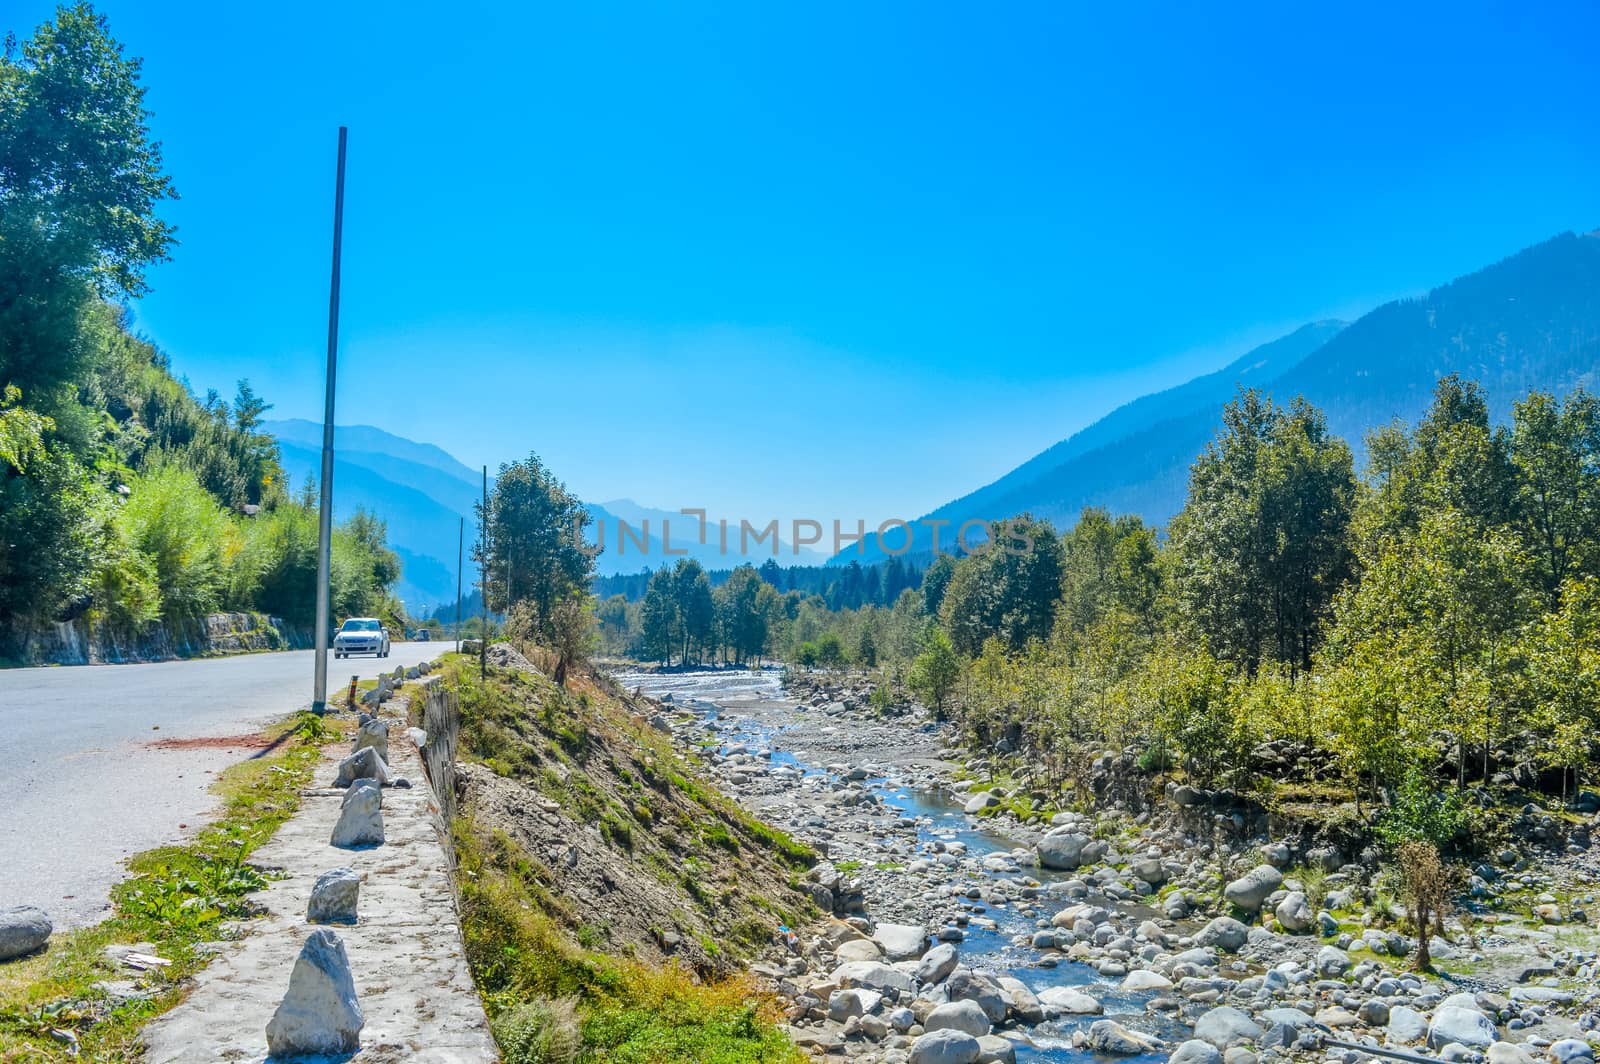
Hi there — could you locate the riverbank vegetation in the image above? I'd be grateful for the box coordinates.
[787,379,1600,834]
[589,377,1600,843]
[0,5,402,658]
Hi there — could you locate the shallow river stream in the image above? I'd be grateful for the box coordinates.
[614,667,1179,1062]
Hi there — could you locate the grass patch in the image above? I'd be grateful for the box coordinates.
[0,718,322,1061]
[455,814,801,1064]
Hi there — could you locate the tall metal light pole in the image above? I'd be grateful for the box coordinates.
[480,465,488,680]
[455,516,464,654]
[312,126,348,714]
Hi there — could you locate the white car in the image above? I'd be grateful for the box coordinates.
[334,617,391,658]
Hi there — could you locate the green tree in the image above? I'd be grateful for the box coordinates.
[480,453,595,637]
[1146,642,1252,789]
[910,628,961,716]
[640,569,676,665]
[815,632,846,668]
[856,625,877,667]
[1168,390,1355,674]
[1521,577,1600,800]
[940,516,1063,655]
[0,3,176,405]
[715,565,771,664]
[114,464,234,627]
[1510,390,1600,599]
[671,558,714,664]
[921,555,956,616]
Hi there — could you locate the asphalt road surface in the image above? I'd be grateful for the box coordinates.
[0,642,444,928]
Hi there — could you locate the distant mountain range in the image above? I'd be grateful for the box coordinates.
[843,229,1600,562]
[266,420,826,610]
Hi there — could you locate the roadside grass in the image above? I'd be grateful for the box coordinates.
[0,714,329,1062]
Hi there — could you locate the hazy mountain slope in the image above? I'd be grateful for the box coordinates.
[266,423,817,605]
[1270,230,1600,446]
[948,320,1345,519]
[267,418,481,485]
[861,229,1600,555]
[274,440,468,609]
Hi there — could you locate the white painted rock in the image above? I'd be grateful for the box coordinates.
[0,906,52,961]
[330,783,384,848]
[265,928,364,1056]
[307,867,360,924]
[351,719,389,763]
[334,747,390,788]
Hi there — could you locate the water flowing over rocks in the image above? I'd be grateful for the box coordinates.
[618,668,1600,1064]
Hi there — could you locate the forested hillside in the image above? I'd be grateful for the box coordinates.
[865,231,1600,561]
[0,7,400,659]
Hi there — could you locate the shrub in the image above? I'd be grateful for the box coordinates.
[1377,764,1470,849]
[492,998,580,1064]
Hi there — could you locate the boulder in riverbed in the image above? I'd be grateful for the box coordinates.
[925,999,991,1038]
[1275,891,1313,932]
[1038,985,1103,1015]
[1194,917,1249,953]
[872,922,927,961]
[909,1028,981,1064]
[1193,1006,1263,1049]
[1086,1019,1161,1055]
[1170,1040,1224,1064]
[916,942,959,985]
[1222,865,1283,911]
[1036,829,1091,870]
[1427,1006,1497,1050]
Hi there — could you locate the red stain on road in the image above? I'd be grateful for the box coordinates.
[144,734,271,750]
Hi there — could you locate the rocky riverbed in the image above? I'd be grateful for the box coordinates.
[612,667,1600,1064]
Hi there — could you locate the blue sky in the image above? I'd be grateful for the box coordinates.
[11,1,1599,526]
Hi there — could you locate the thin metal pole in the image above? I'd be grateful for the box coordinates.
[480,465,488,680]
[455,516,464,654]
[312,125,348,715]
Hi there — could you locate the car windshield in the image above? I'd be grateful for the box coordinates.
[341,620,380,632]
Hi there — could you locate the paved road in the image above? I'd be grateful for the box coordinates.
[0,643,445,928]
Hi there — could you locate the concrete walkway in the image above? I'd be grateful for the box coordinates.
[140,709,496,1063]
